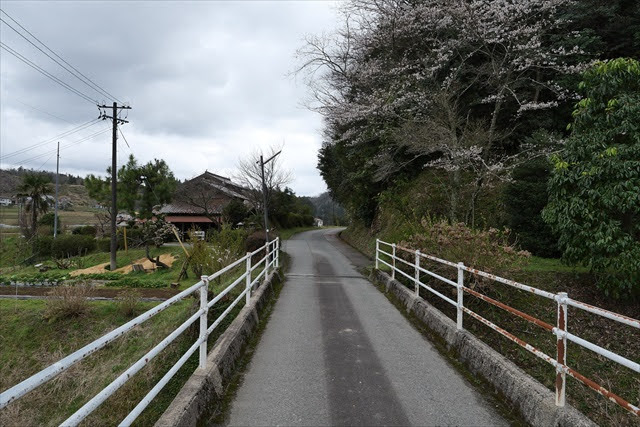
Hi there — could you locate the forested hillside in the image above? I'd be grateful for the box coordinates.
[298,0,640,297]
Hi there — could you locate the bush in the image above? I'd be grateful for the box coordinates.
[72,225,96,236]
[245,231,275,254]
[51,235,96,258]
[399,217,530,289]
[38,212,61,232]
[116,289,142,317]
[43,284,90,322]
[97,237,111,252]
[32,235,53,257]
[502,158,560,258]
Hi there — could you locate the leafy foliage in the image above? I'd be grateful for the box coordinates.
[222,198,249,226]
[18,173,53,236]
[503,158,560,257]
[300,0,592,224]
[544,58,640,297]
[85,154,177,218]
[399,217,530,289]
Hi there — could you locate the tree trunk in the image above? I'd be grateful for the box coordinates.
[145,245,169,269]
[31,200,37,234]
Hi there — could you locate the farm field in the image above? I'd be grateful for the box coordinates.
[0,206,101,228]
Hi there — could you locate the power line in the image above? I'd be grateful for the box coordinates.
[0,41,98,104]
[118,127,131,149]
[8,127,110,167]
[35,151,56,171]
[0,9,121,103]
[14,99,74,124]
[0,118,101,160]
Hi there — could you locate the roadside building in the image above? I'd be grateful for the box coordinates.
[156,171,251,233]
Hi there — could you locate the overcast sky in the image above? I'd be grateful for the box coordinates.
[0,1,338,196]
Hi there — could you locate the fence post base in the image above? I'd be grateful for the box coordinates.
[199,276,209,369]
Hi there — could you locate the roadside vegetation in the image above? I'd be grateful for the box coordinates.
[0,222,302,425]
[298,1,639,424]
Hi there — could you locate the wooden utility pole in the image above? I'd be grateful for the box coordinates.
[98,102,131,271]
[257,150,281,261]
[53,141,60,238]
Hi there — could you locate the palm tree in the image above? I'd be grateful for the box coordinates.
[18,173,53,235]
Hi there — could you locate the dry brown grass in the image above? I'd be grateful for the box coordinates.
[43,284,90,322]
[0,299,195,426]
[116,289,142,317]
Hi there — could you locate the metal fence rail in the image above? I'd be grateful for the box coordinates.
[375,239,639,417]
[0,238,280,426]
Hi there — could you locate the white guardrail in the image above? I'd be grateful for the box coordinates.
[375,239,639,417]
[0,237,280,426]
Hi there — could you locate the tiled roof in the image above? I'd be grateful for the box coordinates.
[157,201,223,215]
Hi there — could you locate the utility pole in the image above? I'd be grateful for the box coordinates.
[53,141,60,238]
[98,102,131,271]
[257,150,281,260]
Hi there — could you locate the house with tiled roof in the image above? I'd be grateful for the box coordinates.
[156,171,251,232]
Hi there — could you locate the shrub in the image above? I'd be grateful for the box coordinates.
[97,237,111,252]
[51,235,96,258]
[503,158,560,258]
[32,235,53,257]
[399,217,530,289]
[245,231,275,254]
[38,212,61,231]
[72,225,97,236]
[116,289,142,317]
[43,284,90,322]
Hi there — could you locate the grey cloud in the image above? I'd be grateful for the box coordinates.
[1,1,337,196]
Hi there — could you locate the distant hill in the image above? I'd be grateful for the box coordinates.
[306,192,348,226]
[0,168,94,207]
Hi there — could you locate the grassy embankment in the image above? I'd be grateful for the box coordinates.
[0,227,306,425]
[341,221,639,427]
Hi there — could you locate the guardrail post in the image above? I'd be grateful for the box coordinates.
[275,238,280,268]
[414,250,420,296]
[556,291,568,407]
[245,252,252,305]
[199,276,209,369]
[391,243,396,280]
[375,239,380,269]
[265,242,270,277]
[456,262,464,330]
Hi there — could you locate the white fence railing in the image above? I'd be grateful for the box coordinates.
[375,239,639,417]
[0,237,280,426]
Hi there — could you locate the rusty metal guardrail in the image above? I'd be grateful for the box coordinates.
[0,238,280,426]
[375,238,639,417]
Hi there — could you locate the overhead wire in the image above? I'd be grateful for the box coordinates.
[8,127,110,167]
[0,9,121,103]
[0,117,102,160]
[0,42,98,104]
[35,151,57,172]
[14,99,74,124]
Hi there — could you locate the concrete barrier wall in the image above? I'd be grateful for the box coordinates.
[155,271,280,427]
[370,269,596,427]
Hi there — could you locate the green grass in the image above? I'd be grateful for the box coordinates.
[524,256,590,273]
[0,298,195,426]
[0,263,259,426]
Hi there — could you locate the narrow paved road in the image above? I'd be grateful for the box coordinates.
[226,229,507,426]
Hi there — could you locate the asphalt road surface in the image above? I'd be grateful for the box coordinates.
[225,228,507,426]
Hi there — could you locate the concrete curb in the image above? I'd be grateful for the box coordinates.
[370,269,596,427]
[155,270,281,427]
